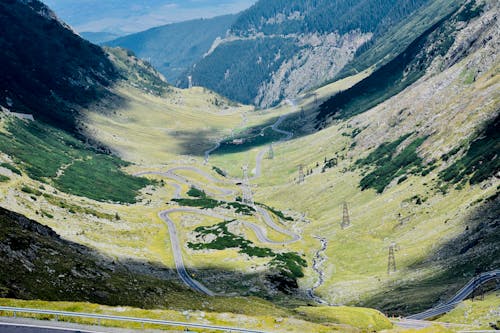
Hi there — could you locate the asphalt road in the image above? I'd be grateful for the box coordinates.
[406,270,500,320]
[0,322,102,333]
[145,108,301,295]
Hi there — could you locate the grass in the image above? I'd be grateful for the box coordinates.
[212,126,284,156]
[0,118,151,203]
[438,292,500,329]
[0,175,9,182]
[296,306,392,331]
[0,298,395,332]
[84,85,250,164]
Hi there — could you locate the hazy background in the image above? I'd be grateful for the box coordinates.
[43,0,256,36]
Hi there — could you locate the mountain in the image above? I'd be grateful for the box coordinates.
[0,0,498,330]
[0,0,172,134]
[42,0,255,35]
[180,0,440,108]
[0,0,118,132]
[105,15,237,82]
[80,31,121,44]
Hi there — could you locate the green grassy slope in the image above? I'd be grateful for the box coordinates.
[0,118,150,203]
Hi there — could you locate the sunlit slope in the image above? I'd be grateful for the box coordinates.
[210,1,499,314]
[84,85,252,165]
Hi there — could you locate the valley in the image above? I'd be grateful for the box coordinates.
[0,0,499,332]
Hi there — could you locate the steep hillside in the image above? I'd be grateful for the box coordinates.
[182,0,443,108]
[0,206,183,307]
[105,15,237,82]
[0,0,118,132]
[316,0,488,124]
[206,0,499,315]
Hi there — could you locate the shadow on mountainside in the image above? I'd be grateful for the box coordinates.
[176,106,315,157]
[0,206,310,313]
[362,192,500,316]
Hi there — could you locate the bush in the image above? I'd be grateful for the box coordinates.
[0,163,22,175]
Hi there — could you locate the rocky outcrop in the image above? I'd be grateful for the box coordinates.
[256,31,372,108]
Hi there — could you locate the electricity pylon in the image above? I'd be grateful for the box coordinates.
[341,202,350,229]
[267,144,274,159]
[388,243,397,274]
[298,164,305,183]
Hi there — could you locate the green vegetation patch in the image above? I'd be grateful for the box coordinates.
[212,166,226,177]
[21,186,42,196]
[0,119,151,203]
[173,197,255,216]
[0,162,22,175]
[187,186,207,198]
[188,221,306,279]
[439,115,499,185]
[255,202,293,221]
[356,135,428,193]
[0,175,10,183]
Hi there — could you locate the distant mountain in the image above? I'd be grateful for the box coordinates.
[105,15,237,82]
[81,31,121,44]
[181,0,448,108]
[42,0,255,35]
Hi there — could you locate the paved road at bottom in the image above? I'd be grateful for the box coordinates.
[0,322,102,333]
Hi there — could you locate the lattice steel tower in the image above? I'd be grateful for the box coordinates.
[388,243,397,274]
[241,164,254,206]
[298,164,305,183]
[267,144,274,159]
[341,202,350,229]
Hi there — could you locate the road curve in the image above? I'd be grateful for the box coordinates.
[137,106,300,295]
[158,207,301,295]
[406,270,500,320]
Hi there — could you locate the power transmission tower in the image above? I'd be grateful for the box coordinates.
[241,164,254,206]
[388,243,397,275]
[267,144,274,159]
[298,164,305,184]
[341,202,350,229]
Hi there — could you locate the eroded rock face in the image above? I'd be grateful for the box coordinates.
[255,31,372,108]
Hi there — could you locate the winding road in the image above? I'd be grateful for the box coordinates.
[406,270,500,320]
[139,104,302,296]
